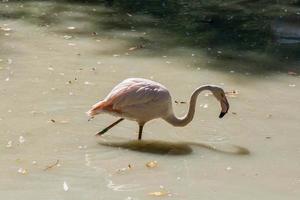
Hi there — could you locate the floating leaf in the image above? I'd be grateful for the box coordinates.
[6,141,12,148]
[63,181,69,191]
[146,161,158,168]
[148,190,169,197]
[1,27,11,31]
[128,46,137,51]
[19,136,25,144]
[63,35,72,40]
[289,84,296,87]
[18,168,28,175]
[44,160,60,171]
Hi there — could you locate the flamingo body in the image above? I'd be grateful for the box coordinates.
[87,78,229,140]
[87,78,172,124]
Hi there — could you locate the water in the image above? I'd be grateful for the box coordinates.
[0,1,300,199]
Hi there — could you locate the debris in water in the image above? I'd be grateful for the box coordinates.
[59,120,69,124]
[128,44,145,51]
[18,168,28,175]
[146,161,158,168]
[116,164,133,174]
[1,27,11,31]
[148,190,169,197]
[175,100,187,104]
[63,35,72,40]
[32,161,37,165]
[203,104,208,109]
[84,81,92,85]
[128,46,138,51]
[7,58,12,64]
[204,92,212,97]
[226,166,232,171]
[289,84,296,87]
[50,119,56,123]
[19,136,25,144]
[288,71,297,76]
[44,160,60,171]
[6,140,12,148]
[48,67,54,71]
[225,90,239,97]
[63,181,69,191]
[265,136,271,139]
[67,26,75,30]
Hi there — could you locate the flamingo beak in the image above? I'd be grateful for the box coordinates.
[219,97,229,118]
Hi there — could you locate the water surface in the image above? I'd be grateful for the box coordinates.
[0,1,300,200]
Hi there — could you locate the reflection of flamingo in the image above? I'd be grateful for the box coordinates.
[87,78,229,140]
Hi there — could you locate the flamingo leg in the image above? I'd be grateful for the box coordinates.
[96,118,124,136]
[138,125,144,140]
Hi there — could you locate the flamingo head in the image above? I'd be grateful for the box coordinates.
[211,87,230,118]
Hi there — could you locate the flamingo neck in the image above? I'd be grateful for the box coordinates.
[164,85,213,127]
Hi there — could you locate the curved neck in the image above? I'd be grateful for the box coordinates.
[164,85,213,127]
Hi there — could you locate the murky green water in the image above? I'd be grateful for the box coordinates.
[0,1,300,200]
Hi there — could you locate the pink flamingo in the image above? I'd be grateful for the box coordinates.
[87,78,229,140]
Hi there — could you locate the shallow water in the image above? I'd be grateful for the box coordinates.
[1,1,300,200]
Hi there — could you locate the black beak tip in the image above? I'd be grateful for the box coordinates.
[219,112,227,118]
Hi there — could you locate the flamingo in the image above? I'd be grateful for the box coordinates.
[87,78,229,140]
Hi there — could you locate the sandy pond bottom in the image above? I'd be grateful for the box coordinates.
[0,1,300,200]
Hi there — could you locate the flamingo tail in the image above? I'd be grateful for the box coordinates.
[86,101,107,117]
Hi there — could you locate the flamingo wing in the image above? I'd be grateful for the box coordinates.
[107,78,168,110]
[87,78,169,117]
